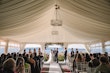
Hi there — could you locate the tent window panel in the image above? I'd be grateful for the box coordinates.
[90,43,102,47]
[8,43,20,48]
[105,41,110,46]
[90,47,102,53]
[25,48,39,53]
[0,46,5,55]
[45,44,63,54]
[0,41,6,46]
[24,44,41,53]
[105,46,110,55]
[68,44,87,53]
[8,47,20,53]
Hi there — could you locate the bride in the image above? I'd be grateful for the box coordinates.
[46,49,54,63]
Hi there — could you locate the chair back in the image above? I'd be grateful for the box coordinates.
[25,68,29,73]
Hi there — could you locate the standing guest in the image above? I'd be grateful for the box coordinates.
[85,53,91,62]
[71,48,74,57]
[29,54,39,73]
[97,53,101,60]
[1,54,6,63]
[75,54,82,62]
[33,48,36,54]
[29,49,32,55]
[39,53,44,68]
[64,48,67,62]
[76,48,79,54]
[82,53,86,62]
[16,57,25,73]
[38,48,41,55]
[2,58,16,73]
[0,57,3,72]
[13,53,17,61]
[24,56,31,73]
[95,56,110,73]
[33,53,40,71]
[23,50,26,56]
[88,54,100,68]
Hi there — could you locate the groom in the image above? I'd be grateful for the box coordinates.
[55,48,59,63]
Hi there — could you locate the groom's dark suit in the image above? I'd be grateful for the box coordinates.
[55,50,58,63]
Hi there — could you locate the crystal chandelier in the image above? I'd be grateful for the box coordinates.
[51,4,62,26]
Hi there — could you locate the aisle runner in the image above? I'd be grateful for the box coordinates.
[59,63,71,73]
[41,64,50,73]
[49,62,62,73]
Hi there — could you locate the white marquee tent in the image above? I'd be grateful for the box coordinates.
[0,0,110,53]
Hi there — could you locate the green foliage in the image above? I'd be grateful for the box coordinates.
[58,55,64,61]
[44,54,64,61]
[44,54,48,61]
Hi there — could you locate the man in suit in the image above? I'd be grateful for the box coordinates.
[71,48,74,57]
[64,48,67,62]
[55,48,59,63]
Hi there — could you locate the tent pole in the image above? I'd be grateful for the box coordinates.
[4,40,9,54]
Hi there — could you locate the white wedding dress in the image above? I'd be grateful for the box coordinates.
[46,51,54,63]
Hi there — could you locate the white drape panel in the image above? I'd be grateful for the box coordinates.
[0,0,110,43]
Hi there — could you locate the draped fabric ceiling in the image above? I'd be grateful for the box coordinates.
[0,0,110,43]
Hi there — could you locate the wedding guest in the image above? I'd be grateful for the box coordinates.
[38,48,41,55]
[85,53,91,62]
[33,53,40,71]
[88,54,100,68]
[16,57,25,73]
[95,56,110,73]
[82,53,86,62]
[13,53,17,61]
[33,48,36,54]
[64,48,67,62]
[76,48,79,54]
[39,53,44,68]
[29,49,32,55]
[23,50,26,56]
[75,54,82,62]
[71,48,74,57]
[24,56,31,73]
[29,54,39,73]
[2,58,16,73]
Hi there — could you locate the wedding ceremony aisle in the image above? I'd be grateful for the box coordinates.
[49,62,62,73]
[41,62,72,73]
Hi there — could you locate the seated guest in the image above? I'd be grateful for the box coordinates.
[88,54,100,68]
[95,56,110,73]
[2,58,16,73]
[71,48,74,57]
[16,57,25,73]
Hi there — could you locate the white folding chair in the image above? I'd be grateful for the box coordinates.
[25,68,29,73]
